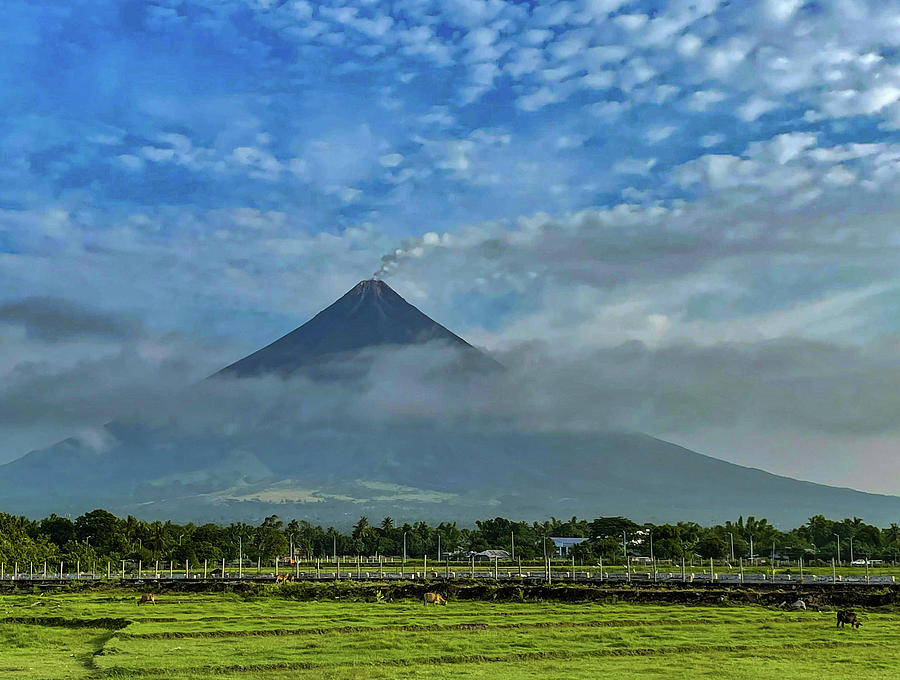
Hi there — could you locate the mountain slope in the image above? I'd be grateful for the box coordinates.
[1,278,899,526]
[218,279,487,377]
[2,424,899,526]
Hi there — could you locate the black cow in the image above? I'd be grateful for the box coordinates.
[836,610,861,629]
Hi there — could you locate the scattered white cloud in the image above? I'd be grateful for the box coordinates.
[379,153,404,167]
[699,134,725,148]
[737,97,779,122]
[613,158,657,175]
[645,125,676,144]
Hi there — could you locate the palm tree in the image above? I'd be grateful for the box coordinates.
[353,517,371,540]
[148,521,168,557]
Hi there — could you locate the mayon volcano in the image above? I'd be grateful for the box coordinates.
[2,279,899,526]
[217,279,492,377]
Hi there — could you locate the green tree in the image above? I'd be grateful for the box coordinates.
[590,517,639,539]
[40,514,75,546]
[74,509,122,553]
[695,535,727,559]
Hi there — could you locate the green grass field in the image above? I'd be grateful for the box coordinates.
[1,588,897,679]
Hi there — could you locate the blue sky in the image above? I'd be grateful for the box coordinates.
[3,0,900,493]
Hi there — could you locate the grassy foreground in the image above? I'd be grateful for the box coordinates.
[1,588,898,679]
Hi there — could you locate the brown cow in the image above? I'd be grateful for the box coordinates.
[275,573,295,584]
[836,610,861,629]
[423,592,447,606]
[138,593,156,605]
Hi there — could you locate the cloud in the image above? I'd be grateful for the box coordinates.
[699,134,725,148]
[374,131,900,361]
[8,332,900,494]
[0,297,141,343]
[613,158,657,175]
[737,97,779,122]
[686,89,727,112]
[645,125,676,144]
[517,87,564,112]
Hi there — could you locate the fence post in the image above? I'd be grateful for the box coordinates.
[138,560,142,579]
[155,560,159,579]
[107,562,111,580]
[60,562,63,579]
[221,558,225,578]
[204,559,207,579]
[185,560,189,579]
[739,557,744,584]
[832,558,836,584]
[424,554,427,580]
[44,561,47,579]
[599,556,603,581]
[379,556,383,579]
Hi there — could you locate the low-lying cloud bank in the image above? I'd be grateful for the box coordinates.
[4,329,900,494]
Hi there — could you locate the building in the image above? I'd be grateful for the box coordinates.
[474,549,510,561]
[550,537,587,556]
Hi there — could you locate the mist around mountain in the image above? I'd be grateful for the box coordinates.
[2,279,899,527]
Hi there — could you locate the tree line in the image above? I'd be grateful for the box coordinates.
[1,510,899,566]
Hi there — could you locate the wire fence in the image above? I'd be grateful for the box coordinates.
[0,556,896,585]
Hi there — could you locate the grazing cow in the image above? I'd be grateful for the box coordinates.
[836,610,861,629]
[138,593,156,605]
[790,599,807,610]
[423,592,447,606]
[275,573,294,584]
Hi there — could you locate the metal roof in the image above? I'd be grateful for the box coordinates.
[550,537,588,547]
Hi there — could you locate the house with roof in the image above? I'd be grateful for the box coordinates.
[474,549,510,560]
[550,537,587,556]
